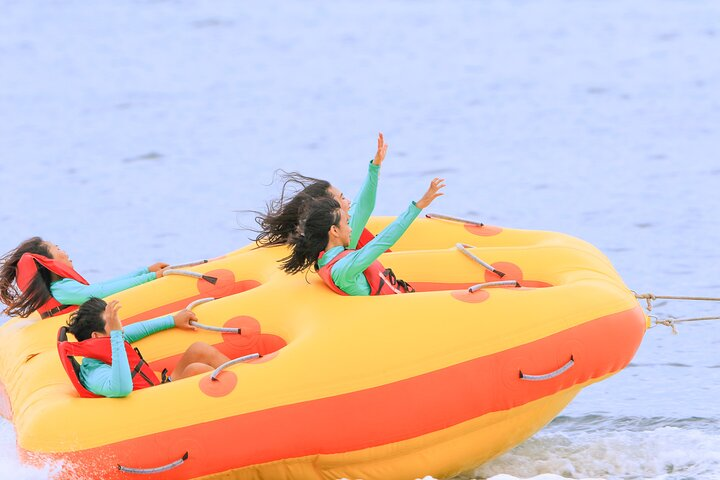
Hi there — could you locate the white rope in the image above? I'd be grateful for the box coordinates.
[649,315,720,335]
[633,291,720,311]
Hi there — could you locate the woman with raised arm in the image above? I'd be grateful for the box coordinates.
[0,237,168,318]
[280,178,446,295]
[253,132,388,250]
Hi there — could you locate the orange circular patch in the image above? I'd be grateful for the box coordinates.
[198,371,237,397]
[464,224,503,236]
[485,262,523,283]
[197,269,236,297]
[451,290,490,303]
[222,316,261,348]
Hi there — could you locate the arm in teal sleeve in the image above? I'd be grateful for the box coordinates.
[94,266,154,286]
[348,162,380,249]
[50,270,157,305]
[124,315,174,343]
[81,330,133,398]
[332,202,422,287]
[123,267,151,277]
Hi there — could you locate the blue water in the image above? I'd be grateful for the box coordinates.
[1,1,719,478]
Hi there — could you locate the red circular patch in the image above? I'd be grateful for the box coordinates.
[197,269,236,297]
[222,316,261,348]
[484,262,523,283]
[464,224,503,236]
[198,371,237,397]
[451,290,490,303]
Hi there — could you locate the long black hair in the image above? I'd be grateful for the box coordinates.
[67,298,107,341]
[251,171,333,248]
[0,237,54,317]
[280,197,342,274]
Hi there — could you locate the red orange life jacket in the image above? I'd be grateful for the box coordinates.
[356,228,391,253]
[317,249,414,296]
[356,228,374,249]
[57,326,161,398]
[16,253,89,319]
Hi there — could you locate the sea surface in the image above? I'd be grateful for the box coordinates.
[1,1,719,479]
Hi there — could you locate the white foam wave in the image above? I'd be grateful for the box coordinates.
[5,414,720,479]
[0,419,63,480]
[463,423,720,480]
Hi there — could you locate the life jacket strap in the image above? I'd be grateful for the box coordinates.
[131,361,156,386]
[397,279,415,293]
[375,268,415,295]
[40,304,72,319]
[131,347,157,386]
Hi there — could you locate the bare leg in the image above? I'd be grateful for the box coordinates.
[170,342,230,380]
[172,362,213,380]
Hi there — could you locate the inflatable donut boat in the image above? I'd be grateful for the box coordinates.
[0,217,648,479]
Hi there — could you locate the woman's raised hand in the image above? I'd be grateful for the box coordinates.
[372,132,388,166]
[415,178,446,210]
[103,300,123,332]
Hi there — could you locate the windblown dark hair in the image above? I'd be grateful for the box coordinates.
[280,197,342,275]
[0,237,54,317]
[66,298,107,341]
[251,171,333,248]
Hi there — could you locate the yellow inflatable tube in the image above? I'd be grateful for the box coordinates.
[0,218,647,480]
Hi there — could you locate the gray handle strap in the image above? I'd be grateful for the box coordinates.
[185,298,241,334]
[211,354,261,381]
[456,243,506,278]
[189,322,241,334]
[426,213,484,227]
[519,356,574,381]
[163,269,218,285]
[168,259,208,269]
[468,280,520,293]
[118,452,188,474]
[186,298,215,310]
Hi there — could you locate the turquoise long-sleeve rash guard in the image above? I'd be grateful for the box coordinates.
[79,315,175,398]
[348,162,380,249]
[50,267,156,305]
[318,202,422,296]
